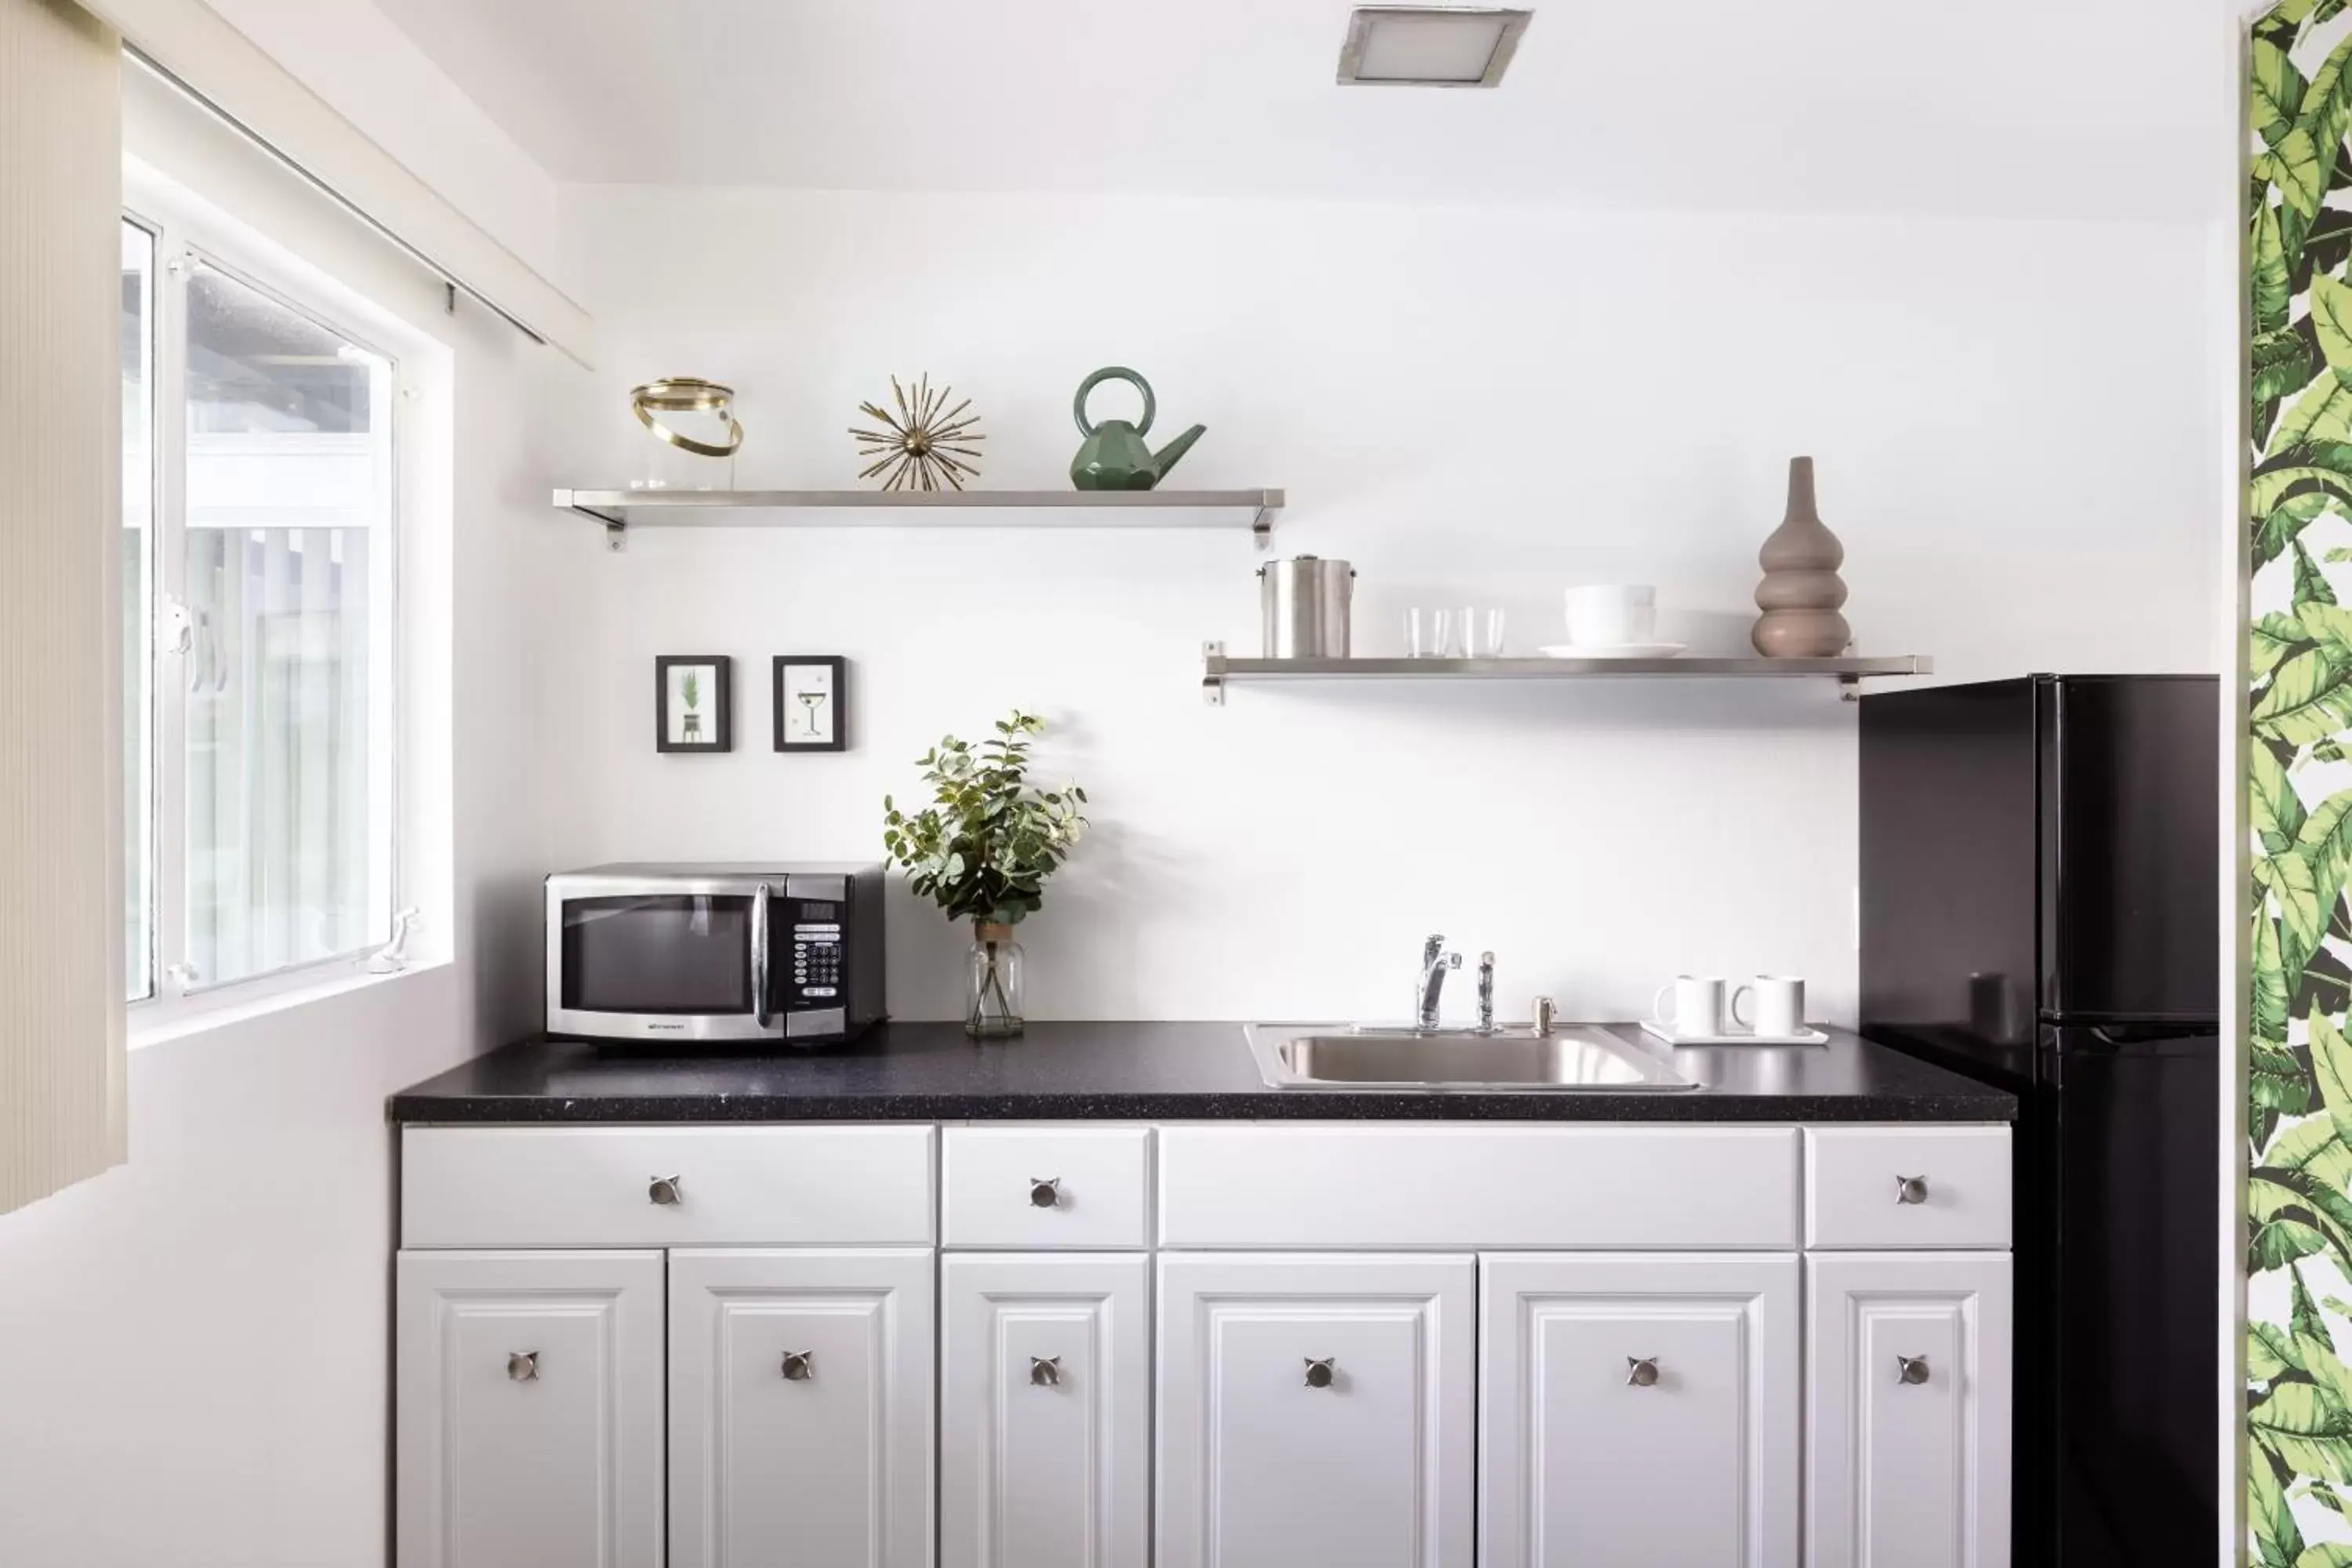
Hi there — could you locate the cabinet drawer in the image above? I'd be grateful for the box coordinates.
[943,1126,1151,1248]
[1804,1127,2012,1250]
[1157,1125,1800,1250]
[401,1126,935,1248]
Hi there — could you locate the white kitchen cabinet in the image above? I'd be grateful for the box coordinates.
[669,1248,935,1568]
[395,1250,663,1568]
[941,1254,1151,1568]
[1479,1253,1799,1568]
[1806,1252,2014,1568]
[1156,1252,1475,1568]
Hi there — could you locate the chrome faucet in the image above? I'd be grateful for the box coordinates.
[1417,935,1461,1032]
[1476,952,1496,1033]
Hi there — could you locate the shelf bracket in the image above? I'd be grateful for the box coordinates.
[1839,674,1862,703]
[1250,503,1276,552]
[1203,641,1226,706]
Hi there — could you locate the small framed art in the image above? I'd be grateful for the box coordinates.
[773,656,848,752]
[656,655,731,753]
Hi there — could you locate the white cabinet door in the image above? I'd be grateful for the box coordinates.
[1479,1254,1799,1568]
[942,1254,1151,1568]
[1806,1253,2013,1568]
[1157,1253,1475,1568]
[395,1250,663,1568]
[669,1249,935,1568]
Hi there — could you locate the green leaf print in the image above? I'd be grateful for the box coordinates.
[2302,537,2342,608]
[2274,372,2352,456]
[2262,1044,2320,1119]
[2265,495,2347,571]
[2311,1012,2352,1145]
[2253,1381,2352,1483]
[2257,458,2352,518]
[2264,38,2316,145]
[2259,204,2297,337]
[2265,129,2331,220]
[2258,1445,2309,1568]
[2255,648,2352,746]
[2297,1260,2332,1345]
[2258,745,2312,850]
[2260,909,2296,1046]
[2263,1320,2310,1381]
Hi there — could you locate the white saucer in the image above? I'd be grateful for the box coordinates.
[1537,642,1687,659]
[1639,1020,1830,1047]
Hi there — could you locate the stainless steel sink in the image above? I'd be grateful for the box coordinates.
[1247,1023,1697,1092]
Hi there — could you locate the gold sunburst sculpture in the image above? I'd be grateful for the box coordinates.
[851,374,985,492]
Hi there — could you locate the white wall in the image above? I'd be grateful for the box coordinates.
[0,187,587,1568]
[551,187,2220,1027]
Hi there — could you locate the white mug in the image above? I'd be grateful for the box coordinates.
[1733,975,1806,1038]
[1651,975,1727,1036]
[1566,584,1657,648]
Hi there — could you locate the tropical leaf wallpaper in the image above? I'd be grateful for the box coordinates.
[2250,6,2352,1562]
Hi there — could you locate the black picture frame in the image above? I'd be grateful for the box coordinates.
[773,656,848,753]
[655,655,731,753]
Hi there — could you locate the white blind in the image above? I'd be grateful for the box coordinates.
[0,0,126,1214]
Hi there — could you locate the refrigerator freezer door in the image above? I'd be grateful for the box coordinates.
[2039,676,2220,1021]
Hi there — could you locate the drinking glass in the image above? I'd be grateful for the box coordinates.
[1462,608,1507,658]
[1406,608,1458,658]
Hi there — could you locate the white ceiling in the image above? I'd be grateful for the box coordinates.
[368,0,2227,220]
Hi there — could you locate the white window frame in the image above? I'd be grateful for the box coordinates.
[124,179,406,1025]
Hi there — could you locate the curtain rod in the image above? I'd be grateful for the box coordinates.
[123,43,549,348]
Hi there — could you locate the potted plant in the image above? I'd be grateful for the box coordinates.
[881,710,1087,1037]
[681,669,703,739]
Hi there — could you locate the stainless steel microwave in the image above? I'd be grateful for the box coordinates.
[545,863,886,1045]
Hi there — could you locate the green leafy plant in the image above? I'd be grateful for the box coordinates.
[880,710,1087,925]
[681,670,702,711]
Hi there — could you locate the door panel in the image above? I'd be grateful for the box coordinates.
[1806,1253,2013,1568]
[2047,1027,2219,1563]
[669,1248,935,1568]
[942,1254,1150,1568]
[394,1250,662,1568]
[1479,1254,1798,1568]
[1158,1253,1475,1568]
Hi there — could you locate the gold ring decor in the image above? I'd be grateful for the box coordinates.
[631,377,744,458]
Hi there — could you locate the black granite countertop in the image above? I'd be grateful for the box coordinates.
[388,1022,2015,1124]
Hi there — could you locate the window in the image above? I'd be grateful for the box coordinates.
[122,209,399,1007]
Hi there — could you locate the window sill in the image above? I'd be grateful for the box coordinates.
[127,953,453,1051]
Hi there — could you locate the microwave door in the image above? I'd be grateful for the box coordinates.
[549,888,773,1041]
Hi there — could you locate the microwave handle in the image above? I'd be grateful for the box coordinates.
[752,884,773,1030]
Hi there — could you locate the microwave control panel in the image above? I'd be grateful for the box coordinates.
[787,900,843,1003]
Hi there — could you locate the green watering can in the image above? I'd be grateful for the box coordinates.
[1069,367,1204,491]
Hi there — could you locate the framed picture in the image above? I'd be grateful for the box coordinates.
[656,655,731,753]
[773,656,848,752]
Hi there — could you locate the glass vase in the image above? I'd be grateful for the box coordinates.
[965,922,1025,1039]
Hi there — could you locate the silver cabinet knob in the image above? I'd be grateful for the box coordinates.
[1303,1357,1336,1388]
[649,1174,684,1207]
[1897,1354,1930,1386]
[507,1351,539,1382]
[1625,1356,1661,1388]
[1895,1174,1929,1205]
[1029,1177,1062,1209]
[781,1350,815,1382]
[1030,1356,1062,1388]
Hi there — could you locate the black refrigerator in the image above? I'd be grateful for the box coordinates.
[1860,674,2219,1568]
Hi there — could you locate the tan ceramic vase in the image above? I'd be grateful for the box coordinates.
[1751,456,1852,658]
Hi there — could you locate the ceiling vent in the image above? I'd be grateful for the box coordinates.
[1335,6,1532,89]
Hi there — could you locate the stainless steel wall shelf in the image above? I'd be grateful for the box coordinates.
[554,488,1286,550]
[1199,644,1932,704]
